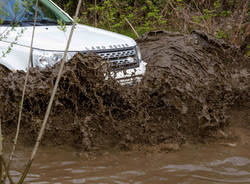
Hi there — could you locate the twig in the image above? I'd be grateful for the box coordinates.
[232,2,247,44]
[94,0,97,27]
[104,10,112,31]
[0,121,12,184]
[125,18,139,38]
[17,0,83,183]
[188,20,207,28]
[82,0,86,11]
[191,0,210,33]
[2,159,14,184]
[169,0,210,33]
[0,119,2,184]
[7,0,39,172]
[0,27,10,38]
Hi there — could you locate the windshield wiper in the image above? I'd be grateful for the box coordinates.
[20,19,59,26]
[38,19,72,25]
[0,20,21,27]
[4,19,72,26]
[1,20,14,25]
[37,19,58,25]
[65,21,72,25]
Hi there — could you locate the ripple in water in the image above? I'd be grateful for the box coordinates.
[6,146,250,184]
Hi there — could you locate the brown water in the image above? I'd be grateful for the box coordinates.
[6,143,250,184]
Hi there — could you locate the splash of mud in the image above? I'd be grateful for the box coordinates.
[0,30,249,150]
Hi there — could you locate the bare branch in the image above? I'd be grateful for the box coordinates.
[17,0,83,183]
[125,18,139,38]
[7,0,40,172]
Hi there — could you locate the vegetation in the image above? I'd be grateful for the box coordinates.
[53,0,249,46]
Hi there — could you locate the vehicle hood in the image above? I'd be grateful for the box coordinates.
[1,24,136,51]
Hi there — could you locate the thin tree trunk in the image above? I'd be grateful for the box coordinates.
[17,0,83,183]
[2,160,14,184]
[95,0,97,27]
[0,120,2,184]
[125,18,139,38]
[0,121,12,184]
[7,0,39,170]
[82,0,86,12]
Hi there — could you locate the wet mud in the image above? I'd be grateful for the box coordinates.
[0,30,249,151]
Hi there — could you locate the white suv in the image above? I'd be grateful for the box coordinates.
[0,0,146,83]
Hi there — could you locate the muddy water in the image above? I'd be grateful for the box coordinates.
[7,144,250,184]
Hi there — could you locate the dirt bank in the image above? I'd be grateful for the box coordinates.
[0,31,249,151]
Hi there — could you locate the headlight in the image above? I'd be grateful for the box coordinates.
[136,45,142,61]
[32,49,77,68]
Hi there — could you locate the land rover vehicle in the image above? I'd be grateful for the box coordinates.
[0,0,146,83]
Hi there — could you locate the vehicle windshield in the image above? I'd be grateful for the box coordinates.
[0,0,72,26]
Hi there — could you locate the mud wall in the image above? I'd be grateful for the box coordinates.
[0,31,249,150]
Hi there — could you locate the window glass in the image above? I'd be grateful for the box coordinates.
[0,0,72,25]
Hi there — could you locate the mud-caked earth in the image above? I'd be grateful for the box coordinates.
[0,31,249,151]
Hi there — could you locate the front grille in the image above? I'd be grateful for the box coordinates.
[96,47,139,71]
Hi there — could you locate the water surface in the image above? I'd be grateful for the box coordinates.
[7,143,250,184]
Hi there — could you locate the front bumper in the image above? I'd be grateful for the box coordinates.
[113,60,147,85]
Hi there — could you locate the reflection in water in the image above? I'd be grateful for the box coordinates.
[6,144,250,184]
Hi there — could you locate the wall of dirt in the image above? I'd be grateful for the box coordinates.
[0,31,249,151]
[138,30,250,143]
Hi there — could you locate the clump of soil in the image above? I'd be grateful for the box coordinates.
[0,31,249,151]
[138,30,250,143]
[0,65,10,78]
